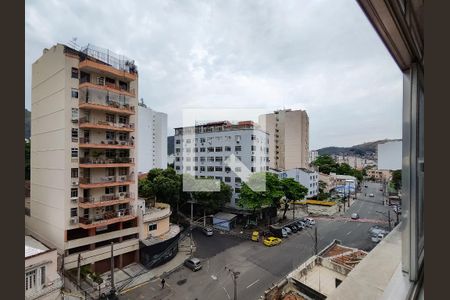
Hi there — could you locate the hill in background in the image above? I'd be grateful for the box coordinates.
[317,139,401,158]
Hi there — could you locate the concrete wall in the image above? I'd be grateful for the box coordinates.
[307,204,338,216]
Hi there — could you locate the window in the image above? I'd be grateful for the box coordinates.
[251,167,256,172]
[208,157,215,162]
[176,157,180,162]
[148,224,157,231]
[70,208,78,217]
[106,114,115,123]
[97,76,105,85]
[215,176,222,180]
[105,187,114,194]
[186,166,191,171]
[251,134,256,140]
[251,156,255,162]
[186,148,191,153]
[235,135,241,142]
[200,166,205,172]
[175,148,181,153]
[106,131,116,140]
[176,139,181,144]
[72,128,78,141]
[200,138,206,143]
[40,266,46,285]
[194,147,198,152]
[225,167,231,172]
[194,166,198,171]
[186,139,191,144]
[118,185,127,193]
[71,88,78,98]
[235,146,242,151]
[215,157,223,162]
[71,168,78,178]
[235,177,241,183]
[215,166,223,172]
[119,115,129,124]
[200,147,206,152]
[225,146,231,151]
[207,147,214,152]
[207,166,214,172]
[71,108,79,120]
[235,167,241,172]
[251,146,256,151]
[224,177,231,182]
[235,188,241,193]
[25,269,37,291]
[175,166,180,170]
[200,157,205,162]
[186,157,191,162]
[215,147,223,152]
[71,67,79,78]
[71,148,79,159]
[71,188,78,198]
[118,132,128,141]
[106,168,115,177]
[194,157,198,162]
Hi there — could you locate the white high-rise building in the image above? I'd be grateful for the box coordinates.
[26,44,140,273]
[173,121,269,207]
[137,103,168,173]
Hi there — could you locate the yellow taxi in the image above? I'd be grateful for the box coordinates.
[263,236,282,247]
[251,231,259,242]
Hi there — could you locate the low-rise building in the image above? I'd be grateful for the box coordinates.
[366,169,392,182]
[25,235,63,300]
[318,173,336,193]
[136,199,180,268]
[262,240,367,300]
[279,168,319,198]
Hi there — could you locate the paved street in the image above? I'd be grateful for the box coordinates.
[121,182,396,300]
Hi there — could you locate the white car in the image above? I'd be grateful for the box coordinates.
[371,233,385,243]
[369,193,374,197]
[202,227,214,236]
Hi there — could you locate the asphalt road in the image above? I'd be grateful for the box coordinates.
[121,182,396,300]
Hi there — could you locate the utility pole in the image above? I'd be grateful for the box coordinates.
[388,210,392,231]
[314,226,318,255]
[203,209,206,227]
[77,253,81,286]
[110,242,115,291]
[225,267,240,300]
[292,200,295,220]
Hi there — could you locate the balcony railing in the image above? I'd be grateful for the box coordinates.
[79,175,134,185]
[79,88,135,114]
[79,117,135,131]
[78,193,134,208]
[79,137,134,147]
[78,208,135,228]
[79,157,134,164]
[142,202,172,223]
[79,81,135,97]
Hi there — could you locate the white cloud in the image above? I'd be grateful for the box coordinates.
[25,0,402,149]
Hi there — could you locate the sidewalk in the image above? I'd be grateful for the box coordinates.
[118,234,196,295]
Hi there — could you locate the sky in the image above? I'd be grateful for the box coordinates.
[25,0,403,149]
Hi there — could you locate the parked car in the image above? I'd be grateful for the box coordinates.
[184,258,202,271]
[263,237,282,247]
[351,213,360,220]
[305,218,315,225]
[281,228,288,238]
[295,222,304,230]
[251,231,259,242]
[288,224,298,233]
[371,233,385,243]
[283,226,292,235]
[369,193,374,197]
[202,227,214,236]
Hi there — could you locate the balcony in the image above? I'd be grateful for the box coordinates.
[79,175,134,189]
[79,137,134,150]
[142,202,172,223]
[79,81,135,98]
[79,98,135,115]
[141,224,181,247]
[78,208,136,229]
[78,192,134,208]
[79,58,137,81]
[79,117,135,132]
[79,156,134,168]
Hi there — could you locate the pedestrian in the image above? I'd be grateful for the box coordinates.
[161,278,166,289]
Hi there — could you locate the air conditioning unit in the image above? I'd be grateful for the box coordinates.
[117,211,125,217]
[72,180,79,186]
[70,217,78,225]
[119,192,125,199]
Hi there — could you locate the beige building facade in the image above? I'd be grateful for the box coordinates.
[259,109,309,170]
[26,44,140,274]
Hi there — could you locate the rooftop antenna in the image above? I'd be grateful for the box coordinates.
[68,37,80,50]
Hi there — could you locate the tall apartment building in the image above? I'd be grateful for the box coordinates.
[27,44,140,273]
[309,150,319,164]
[173,121,269,207]
[137,102,168,173]
[259,109,309,170]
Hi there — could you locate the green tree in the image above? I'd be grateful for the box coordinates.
[280,178,308,219]
[238,172,284,212]
[391,169,402,191]
[312,155,339,174]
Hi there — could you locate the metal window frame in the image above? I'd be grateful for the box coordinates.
[401,62,424,282]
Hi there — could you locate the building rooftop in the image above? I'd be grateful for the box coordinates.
[213,212,238,221]
[25,235,51,258]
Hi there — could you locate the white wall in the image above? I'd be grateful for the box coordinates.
[137,105,168,173]
[377,141,402,170]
